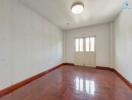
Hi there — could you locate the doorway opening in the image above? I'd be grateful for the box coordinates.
[74,37,96,67]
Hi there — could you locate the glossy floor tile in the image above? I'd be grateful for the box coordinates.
[0,65,132,100]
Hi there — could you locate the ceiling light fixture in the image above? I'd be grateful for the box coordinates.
[71,2,84,14]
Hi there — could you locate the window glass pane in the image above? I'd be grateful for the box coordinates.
[79,38,83,52]
[75,39,79,52]
[90,37,95,52]
[85,38,90,52]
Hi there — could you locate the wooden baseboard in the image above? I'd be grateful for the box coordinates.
[0,63,64,97]
[62,63,75,66]
[96,66,132,90]
[96,66,114,71]
[112,69,132,90]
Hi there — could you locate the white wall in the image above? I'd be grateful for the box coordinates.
[114,0,132,83]
[63,24,114,67]
[0,0,63,90]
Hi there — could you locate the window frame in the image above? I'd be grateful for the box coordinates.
[75,36,96,52]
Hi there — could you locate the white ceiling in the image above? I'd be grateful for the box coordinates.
[20,0,123,30]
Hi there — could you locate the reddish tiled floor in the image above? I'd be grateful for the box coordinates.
[0,65,132,100]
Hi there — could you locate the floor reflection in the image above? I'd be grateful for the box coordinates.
[75,77,95,95]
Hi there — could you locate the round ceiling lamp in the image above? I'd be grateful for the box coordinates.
[71,2,84,14]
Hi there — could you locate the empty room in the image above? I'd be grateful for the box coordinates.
[0,0,132,100]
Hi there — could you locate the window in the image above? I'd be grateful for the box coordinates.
[75,37,95,52]
[75,39,79,52]
[85,38,90,52]
[79,38,83,52]
[85,37,95,52]
[75,38,84,52]
[90,37,95,52]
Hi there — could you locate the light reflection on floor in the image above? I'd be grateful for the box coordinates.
[75,77,95,95]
